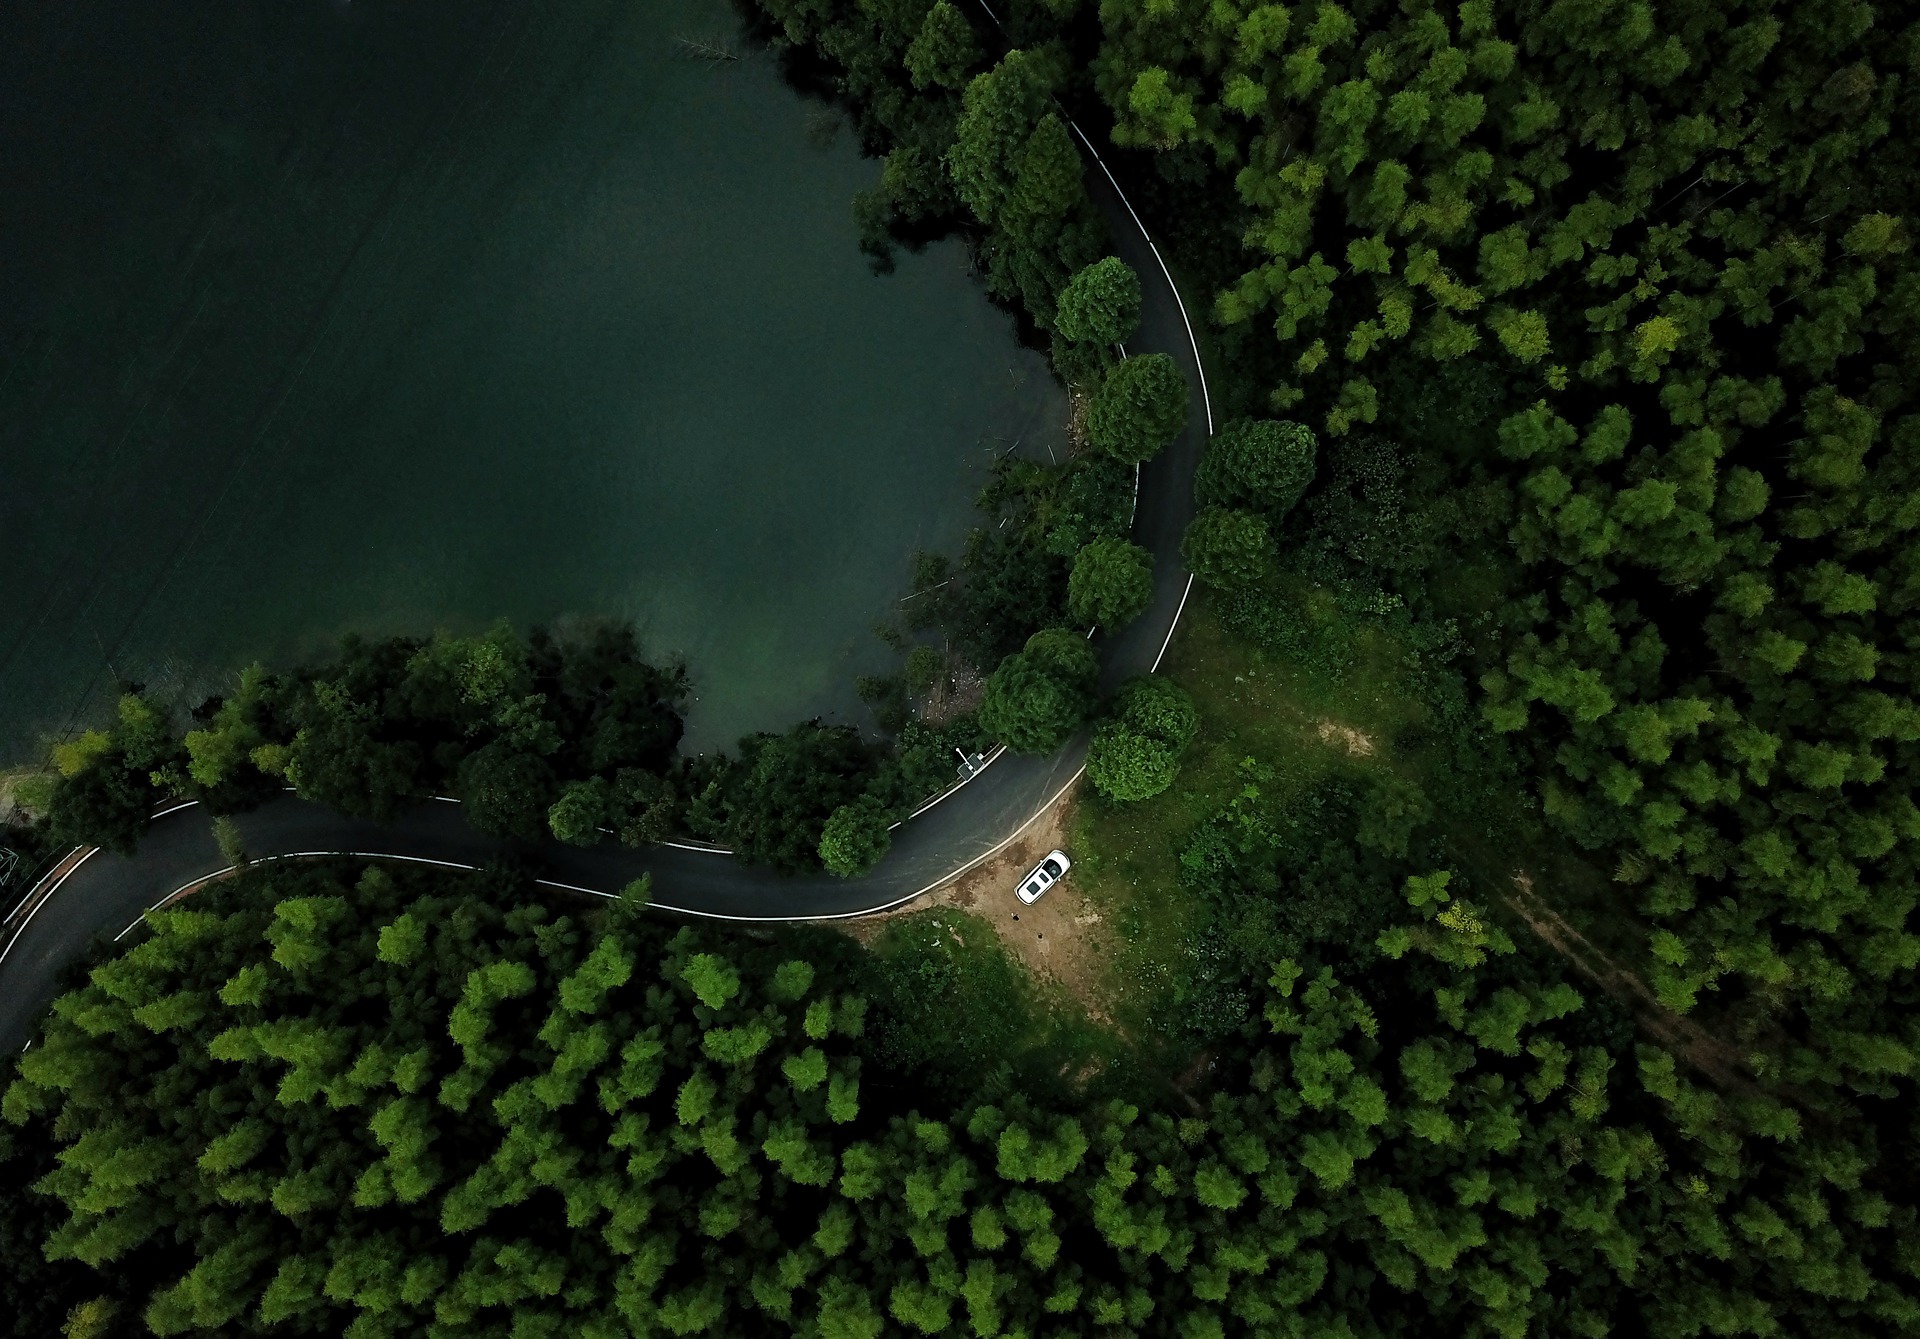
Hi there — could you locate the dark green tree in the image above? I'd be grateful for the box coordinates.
[725,725,875,872]
[1067,537,1154,628]
[904,0,978,91]
[1180,508,1274,590]
[1086,353,1190,463]
[1195,418,1318,517]
[456,740,556,843]
[1054,256,1143,347]
[978,628,1099,753]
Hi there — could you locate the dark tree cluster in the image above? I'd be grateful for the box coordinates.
[3,858,1912,1338]
[39,626,984,877]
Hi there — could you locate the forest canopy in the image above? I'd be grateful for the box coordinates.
[7,0,1920,1335]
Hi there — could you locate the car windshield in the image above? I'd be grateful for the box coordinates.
[1041,860,1061,878]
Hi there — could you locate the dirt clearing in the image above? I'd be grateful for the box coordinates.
[852,785,1119,1026]
[1313,719,1376,756]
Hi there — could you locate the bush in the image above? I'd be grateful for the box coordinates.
[819,796,895,877]
[1054,256,1142,346]
[725,725,875,872]
[978,628,1099,753]
[1044,455,1134,557]
[610,768,680,846]
[1112,674,1198,749]
[548,778,609,846]
[1195,418,1318,517]
[1086,353,1189,463]
[1087,674,1199,802]
[46,751,152,855]
[1087,723,1180,801]
[458,741,556,842]
[1067,538,1154,628]
[1181,508,1274,590]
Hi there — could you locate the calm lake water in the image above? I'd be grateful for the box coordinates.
[0,0,1064,758]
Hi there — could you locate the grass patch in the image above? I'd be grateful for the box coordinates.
[1069,587,1633,1048]
[1071,590,1437,1037]
[867,591,1646,1075]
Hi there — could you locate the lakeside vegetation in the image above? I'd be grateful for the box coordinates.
[3,0,1919,1335]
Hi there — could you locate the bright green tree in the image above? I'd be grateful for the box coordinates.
[818,796,894,877]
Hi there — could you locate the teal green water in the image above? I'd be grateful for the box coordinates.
[0,0,1064,757]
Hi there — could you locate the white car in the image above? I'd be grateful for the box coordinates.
[1016,850,1072,904]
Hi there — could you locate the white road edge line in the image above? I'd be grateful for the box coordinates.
[103,760,1090,933]
[0,847,103,966]
[17,85,1208,946]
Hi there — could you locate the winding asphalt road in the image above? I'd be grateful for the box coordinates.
[0,126,1213,1054]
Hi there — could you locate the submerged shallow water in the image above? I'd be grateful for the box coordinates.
[0,0,1064,757]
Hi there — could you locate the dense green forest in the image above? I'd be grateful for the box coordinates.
[747,0,1920,1133]
[7,0,1920,1334]
[6,858,1911,1337]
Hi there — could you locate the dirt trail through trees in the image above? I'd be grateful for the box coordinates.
[1505,872,1757,1094]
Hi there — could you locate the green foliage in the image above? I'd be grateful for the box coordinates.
[1086,724,1179,801]
[1087,674,1200,803]
[1181,508,1274,590]
[1054,256,1143,347]
[547,778,608,846]
[1068,537,1154,629]
[7,853,1915,1338]
[43,625,687,853]
[724,724,876,873]
[1114,673,1199,750]
[457,740,555,842]
[1087,354,1191,463]
[978,628,1100,753]
[819,796,895,878]
[1195,418,1318,518]
[904,1,978,91]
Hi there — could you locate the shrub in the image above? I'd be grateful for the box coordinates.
[1112,675,1198,749]
[819,796,895,877]
[1195,419,1318,517]
[1068,538,1154,628]
[1087,674,1198,802]
[548,778,609,846]
[978,628,1099,753]
[1086,354,1189,463]
[1086,722,1180,801]
[1180,508,1274,590]
[1054,256,1142,346]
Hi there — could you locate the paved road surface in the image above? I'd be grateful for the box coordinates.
[0,131,1211,1054]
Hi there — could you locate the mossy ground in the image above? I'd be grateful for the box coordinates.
[863,588,1647,1080]
[1070,591,1438,1041]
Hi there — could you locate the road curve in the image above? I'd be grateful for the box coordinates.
[0,132,1212,1054]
